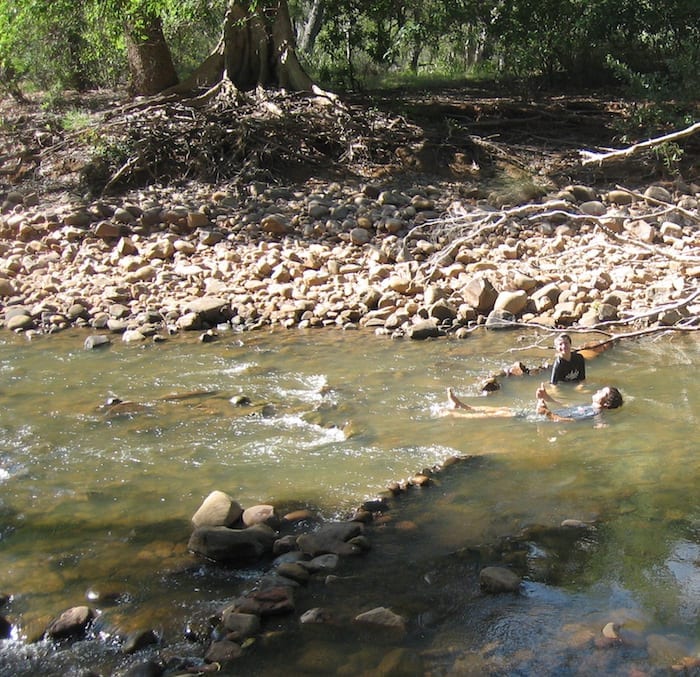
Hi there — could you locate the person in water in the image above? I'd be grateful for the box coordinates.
[443,383,623,421]
[535,383,623,421]
[550,333,586,384]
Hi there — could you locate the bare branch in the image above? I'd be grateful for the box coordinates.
[526,209,700,265]
[580,121,700,165]
[613,184,700,224]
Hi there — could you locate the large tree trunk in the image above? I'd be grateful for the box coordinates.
[175,0,317,96]
[125,13,179,96]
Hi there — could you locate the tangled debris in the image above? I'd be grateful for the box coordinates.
[3,85,699,202]
[30,89,425,195]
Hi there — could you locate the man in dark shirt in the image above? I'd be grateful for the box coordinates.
[550,334,585,384]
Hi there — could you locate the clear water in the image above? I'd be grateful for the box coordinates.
[0,327,698,675]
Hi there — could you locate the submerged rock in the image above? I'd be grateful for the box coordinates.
[479,566,522,593]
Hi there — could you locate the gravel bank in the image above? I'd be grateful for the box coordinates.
[1,177,699,340]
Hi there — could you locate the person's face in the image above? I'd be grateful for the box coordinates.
[555,336,571,357]
[592,387,610,407]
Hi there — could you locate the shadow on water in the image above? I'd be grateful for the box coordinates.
[0,328,698,675]
[223,450,698,676]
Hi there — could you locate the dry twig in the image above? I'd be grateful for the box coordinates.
[580,121,700,165]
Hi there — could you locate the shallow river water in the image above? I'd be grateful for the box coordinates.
[0,326,698,676]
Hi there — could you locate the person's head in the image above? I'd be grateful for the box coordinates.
[554,334,572,357]
[592,386,623,410]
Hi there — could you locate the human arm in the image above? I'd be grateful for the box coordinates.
[549,359,559,384]
[536,397,574,422]
[536,383,562,405]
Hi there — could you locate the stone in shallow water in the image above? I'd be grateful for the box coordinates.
[187,524,274,563]
[191,490,243,528]
[123,628,160,654]
[44,605,95,640]
[408,320,443,340]
[353,606,407,636]
[84,334,111,350]
[479,566,521,593]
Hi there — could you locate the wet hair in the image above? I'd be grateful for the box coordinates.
[600,387,623,409]
[555,334,572,346]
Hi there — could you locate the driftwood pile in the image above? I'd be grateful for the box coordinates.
[30,89,424,194]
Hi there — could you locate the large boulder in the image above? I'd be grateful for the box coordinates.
[408,320,444,340]
[188,524,276,564]
[220,609,261,640]
[463,277,498,314]
[205,638,243,664]
[479,566,522,593]
[231,586,295,616]
[184,297,232,326]
[297,522,364,557]
[191,490,243,528]
[494,290,528,316]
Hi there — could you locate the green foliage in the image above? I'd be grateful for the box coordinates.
[651,142,684,174]
[161,2,227,77]
[60,108,93,132]
[304,0,484,90]
[0,0,696,115]
[0,0,228,93]
[605,50,697,160]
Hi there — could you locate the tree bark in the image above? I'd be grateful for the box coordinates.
[125,14,179,96]
[174,0,318,96]
[297,0,325,54]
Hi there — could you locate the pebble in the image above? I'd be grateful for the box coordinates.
[0,180,698,337]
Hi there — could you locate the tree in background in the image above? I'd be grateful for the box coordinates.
[173,0,319,96]
[292,0,325,54]
[0,0,225,97]
[123,8,179,95]
[0,0,697,99]
[0,0,97,93]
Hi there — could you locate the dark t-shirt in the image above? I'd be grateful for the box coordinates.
[550,351,586,384]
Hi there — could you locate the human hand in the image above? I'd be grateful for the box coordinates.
[536,382,548,400]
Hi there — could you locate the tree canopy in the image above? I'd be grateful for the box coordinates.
[0,0,697,100]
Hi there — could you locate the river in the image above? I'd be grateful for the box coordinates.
[0,327,698,675]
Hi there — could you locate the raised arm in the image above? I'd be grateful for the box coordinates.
[536,398,574,422]
[536,383,562,405]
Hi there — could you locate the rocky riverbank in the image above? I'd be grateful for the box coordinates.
[2,87,699,676]
[0,458,485,676]
[1,176,699,341]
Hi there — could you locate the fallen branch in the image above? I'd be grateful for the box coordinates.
[595,286,700,326]
[580,121,700,165]
[407,200,573,281]
[528,209,700,264]
[574,322,700,355]
[613,184,700,224]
